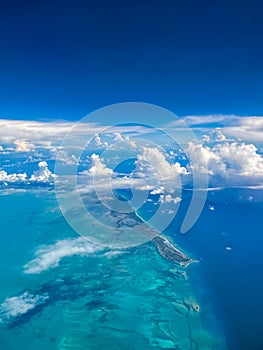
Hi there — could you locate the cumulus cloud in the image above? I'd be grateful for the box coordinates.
[14,140,34,152]
[187,142,263,186]
[50,149,78,165]
[1,116,263,190]
[23,237,104,274]
[202,134,211,143]
[202,128,227,144]
[78,154,146,194]
[109,133,136,148]
[0,170,27,182]
[159,194,182,204]
[113,133,124,142]
[211,128,226,142]
[0,292,48,322]
[187,142,227,176]
[215,142,263,178]
[91,134,109,148]
[94,134,103,146]
[0,161,55,184]
[135,147,188,180]
[150,187,164,195]
[29,161,56,182]
[79,147,188,197]
[83,154,113,177]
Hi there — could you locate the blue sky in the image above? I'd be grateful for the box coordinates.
[0,0,263,120]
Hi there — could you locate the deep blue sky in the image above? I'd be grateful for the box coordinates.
[0,0,262,120]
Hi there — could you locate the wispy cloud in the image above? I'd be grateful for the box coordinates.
[23,237,104,274]
[0,292,48,322]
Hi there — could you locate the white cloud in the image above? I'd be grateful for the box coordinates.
[215,142,263,178]
[223,117,263,143]
[29,161,56,182]
[92,134,109,148]
[225,246,232,251]
[0,161,55,184]
[78,156,146,194]
[0,119,153,148]
[102,250,125,258]
[83,154,113,177]
[23,237,104,274]
[180,115,263,143]
[211,128,226,141]
[0,115,262,149]
[0,292,48,322]
[159,194,182,204]
[0,119,102,145]
[50,148,78,165]
[127,139,137,148]
[79,148,188,196]
[201,129,227,144]
[109,133,136,148]
[135,147,188,180]
[183,114,233,126]
[150,186,164,195]
[138,184,155,191]
[0,170,27,182]
[187,142,263,185]
[94,134,103,146]
[14,140,34,152]
[187,142,227,176]
[1,116,263,190]
[202,134,211,143]
[113,133,124,142]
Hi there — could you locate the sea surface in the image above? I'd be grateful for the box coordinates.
[0,187,262,349]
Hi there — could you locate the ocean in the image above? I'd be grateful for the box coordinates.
[0,186,262,349]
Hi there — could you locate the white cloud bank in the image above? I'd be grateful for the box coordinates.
[0,119,101,145]
[79,138,263,192]
[1,116,263,189]
[78,147,186,202]
[181,115,263,143]
[187,142,263,186]
[223,117,263,143]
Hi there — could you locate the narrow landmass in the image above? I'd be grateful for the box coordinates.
[152,234,195,267]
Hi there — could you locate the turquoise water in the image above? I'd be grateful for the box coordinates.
[0,190,227,349]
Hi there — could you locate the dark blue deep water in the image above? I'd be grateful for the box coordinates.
[168,188,263,350]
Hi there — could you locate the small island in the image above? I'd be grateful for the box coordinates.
[152,234,195,267]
